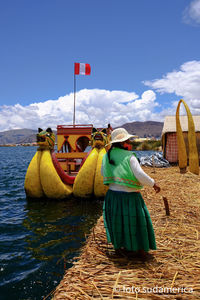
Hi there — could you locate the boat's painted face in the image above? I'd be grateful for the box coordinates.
[37,128,55,150]
[91,128,108,149]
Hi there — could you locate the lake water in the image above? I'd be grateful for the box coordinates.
[0,146,159,300]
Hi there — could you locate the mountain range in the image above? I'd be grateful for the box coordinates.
[0,129,37,145]
[0,121,164,145]
[120,121,163,138]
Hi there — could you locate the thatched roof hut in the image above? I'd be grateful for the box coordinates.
[162,115,200,164]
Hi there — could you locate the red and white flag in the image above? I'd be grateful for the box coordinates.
[74,63,91,75]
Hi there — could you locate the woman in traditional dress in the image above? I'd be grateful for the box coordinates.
[102,128,160,257]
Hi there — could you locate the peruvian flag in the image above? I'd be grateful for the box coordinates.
[74,63,91,75]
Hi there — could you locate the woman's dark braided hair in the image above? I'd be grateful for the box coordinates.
[107,142,125,165]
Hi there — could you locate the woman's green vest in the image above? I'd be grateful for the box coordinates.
[102,148,143,189]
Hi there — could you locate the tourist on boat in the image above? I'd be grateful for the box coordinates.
[102,128,160,257]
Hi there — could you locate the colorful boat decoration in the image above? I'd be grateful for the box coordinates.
[24,124,112,199]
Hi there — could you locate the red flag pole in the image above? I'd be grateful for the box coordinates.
[73,69,76,126]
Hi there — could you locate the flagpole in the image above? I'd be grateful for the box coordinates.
[73,72,76,126]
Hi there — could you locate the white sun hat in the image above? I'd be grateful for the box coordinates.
[107,128,137,145]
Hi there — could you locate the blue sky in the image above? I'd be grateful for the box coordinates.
[0,0,200,131]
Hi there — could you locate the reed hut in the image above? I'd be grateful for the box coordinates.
[162,115,200,164]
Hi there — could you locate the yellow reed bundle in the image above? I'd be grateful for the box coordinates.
[176,100,187,172]
[176,99,199,175]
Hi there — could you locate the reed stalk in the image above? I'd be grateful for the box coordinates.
[176,99,199,175]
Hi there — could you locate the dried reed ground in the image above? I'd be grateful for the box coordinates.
[53,166,200,300]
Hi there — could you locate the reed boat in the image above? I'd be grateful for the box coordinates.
[24,124,112,199]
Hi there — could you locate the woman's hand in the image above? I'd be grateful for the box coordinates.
[153,183,160,193]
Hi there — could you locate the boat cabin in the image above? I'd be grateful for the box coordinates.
[56,124,93,174]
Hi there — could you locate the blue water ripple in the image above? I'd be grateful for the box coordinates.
[0,146,156,300]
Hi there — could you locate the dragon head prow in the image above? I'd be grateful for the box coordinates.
[37,127,55,150]
[90,127,108,149]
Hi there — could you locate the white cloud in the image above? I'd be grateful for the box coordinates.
[0,88,158,132]
[2,59,200,132]
[183,0,200,25]
[144,60,200,115]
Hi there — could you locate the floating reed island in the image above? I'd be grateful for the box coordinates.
[53,166,200,300]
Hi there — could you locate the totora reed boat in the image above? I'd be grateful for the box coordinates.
[24,124,112,199]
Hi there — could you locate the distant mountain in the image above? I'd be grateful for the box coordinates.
[0,121,164,145]
[117,121,163,138]
[0,129,37,145]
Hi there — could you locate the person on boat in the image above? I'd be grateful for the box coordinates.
[102,128,160,257]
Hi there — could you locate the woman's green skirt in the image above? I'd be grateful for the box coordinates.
[103,190,156,252]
